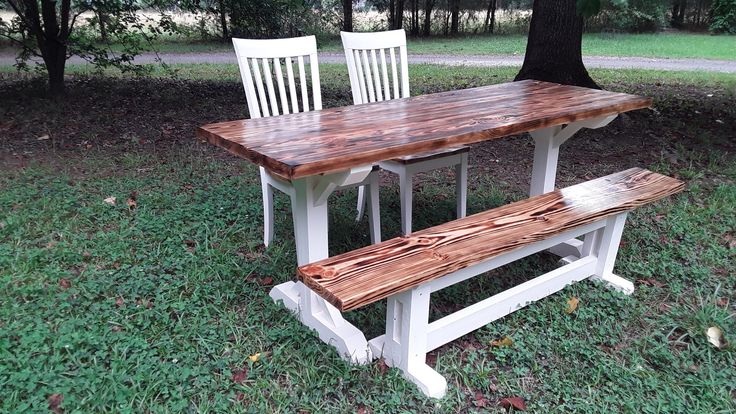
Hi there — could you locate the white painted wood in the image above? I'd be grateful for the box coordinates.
[530,116,621,258]
[399,171,413,236]
[341,29,469,235]
[355,185,366,221]
[364,211,633,397]
[426,256,597,352]
[233,35,379,246]
[455,152,468,219]
[367,172,381,243]
[381,285,448,398]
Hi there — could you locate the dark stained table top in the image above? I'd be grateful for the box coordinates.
[197,80,652,180]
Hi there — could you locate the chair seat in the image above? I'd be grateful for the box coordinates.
[388,146,469,165]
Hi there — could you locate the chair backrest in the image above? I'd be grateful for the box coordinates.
[232,36,322,119]
[340,29,410,105]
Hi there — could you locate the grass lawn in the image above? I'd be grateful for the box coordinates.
[42,32,734,60]
[1,66,735,413]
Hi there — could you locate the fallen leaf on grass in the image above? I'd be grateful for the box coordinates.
[115,297,124,307]
[565,297,579,314]
[356,405,371,414]
[126,198,137,209]
[37,134,50,141]
[231,368,248,384]
[724,233,736,250]
[490,336,513,347]
[716,297,729,307]
[248,352,261,362]
[103,196,116,205]
[376,358,389,374]
[258,277,273,286]
[58,278,71,289]
[499,396,526,411]
[473,391,490,407]
[48,393,63,413]
[706,326,728,349]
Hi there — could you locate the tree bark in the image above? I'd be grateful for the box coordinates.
[217,0,229,41]
[484,0,497,33]
[514,0,599,89]
[394,0,405,29]
[449,0,459,34]
[343,0,353,32]
[423,0,434,36]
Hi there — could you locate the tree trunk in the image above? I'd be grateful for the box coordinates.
[671,0,687,28]
[484,0,497,33]
[343,0,353,32]
[449,0,459,34]
[394,0,405,29]
[46,43,67,96]
[410,0,419,35]
[514,0,598,89]
[423,0,434,36]
[217,0,229,41]
[96,10,108,42]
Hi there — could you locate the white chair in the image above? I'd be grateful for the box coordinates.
[232,35,381,247]
[341,29,469,236]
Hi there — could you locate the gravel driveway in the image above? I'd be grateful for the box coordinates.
[1,51,734,73]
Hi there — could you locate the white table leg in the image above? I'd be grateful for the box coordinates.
[529,115,618,258]
[269,169,373,364]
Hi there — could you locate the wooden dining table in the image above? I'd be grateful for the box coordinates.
[197,79,652,363]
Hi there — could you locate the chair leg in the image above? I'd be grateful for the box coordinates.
[356,185,367,222]
[455,153,468,219]
[260,172,275,248]
[399,171,413,236]
[367,173,381,244]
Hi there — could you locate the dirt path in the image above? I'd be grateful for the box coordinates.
[1,51,734,73]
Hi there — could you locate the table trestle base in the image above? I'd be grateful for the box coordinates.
[529,115,618,260]
[369,212,631,398]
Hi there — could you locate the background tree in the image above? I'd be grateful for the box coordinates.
[514,0,598,88]
[483,0,496,33]
[423,0,434,35]
[343,0,352,31]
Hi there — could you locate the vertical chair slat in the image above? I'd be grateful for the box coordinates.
[286,57,299,114]
[379,49,390,102]
[262,58,280,116]
[390,47,399,100]
[251,57,270,117]
[297,55,310,112]
[309,53,322,110]
[274,58,290,115]
[361,50,376,103]
[399,45,410,98]
[370,49,383,101]
[353,49,367,104]
[238,57,260,118]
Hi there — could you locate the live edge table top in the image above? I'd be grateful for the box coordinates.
[197,80,651,180]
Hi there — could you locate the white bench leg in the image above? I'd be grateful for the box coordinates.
[377,285,447,398]
[590,213,635,295]
[270,174,372,364]
[455,152,468,219]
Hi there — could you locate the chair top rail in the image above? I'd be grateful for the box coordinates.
[232,36,318,59]
[297,168,684,311]
[340,29,407,50]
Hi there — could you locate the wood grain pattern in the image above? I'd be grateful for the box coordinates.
[297,168,683,311]
[197,80,652,179]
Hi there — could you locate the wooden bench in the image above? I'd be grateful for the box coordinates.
[297,168,684,398]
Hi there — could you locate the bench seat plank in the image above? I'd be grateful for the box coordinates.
[298,168,684,311]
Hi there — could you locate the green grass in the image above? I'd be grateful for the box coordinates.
[86,32,736,60]
[1,67,735,412]
[3,32,731,60]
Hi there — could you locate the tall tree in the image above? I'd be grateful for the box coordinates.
[514,0,599,89]
[343,0,353,32]
[483,0,497,33]
[423,0,434,36]
[449,0,459,34]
